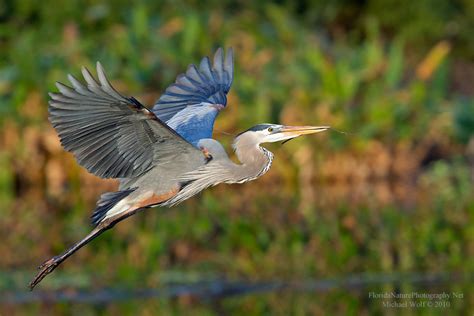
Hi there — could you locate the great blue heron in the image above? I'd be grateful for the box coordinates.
[29,48,329,290]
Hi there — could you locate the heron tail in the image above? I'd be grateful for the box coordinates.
[91,189,135,226]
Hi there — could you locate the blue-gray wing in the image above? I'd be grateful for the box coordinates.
[152,48,234,145]
[49,63,203,179]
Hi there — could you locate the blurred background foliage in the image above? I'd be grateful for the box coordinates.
[0,0,473,315]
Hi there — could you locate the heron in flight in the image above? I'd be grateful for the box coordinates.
[29,48,329,290]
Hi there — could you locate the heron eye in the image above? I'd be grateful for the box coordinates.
[267,127,274,132]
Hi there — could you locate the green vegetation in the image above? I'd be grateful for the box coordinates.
[0,1,473,315]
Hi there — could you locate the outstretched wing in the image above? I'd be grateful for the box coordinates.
[49,63,202,179]
[152,47,234,145]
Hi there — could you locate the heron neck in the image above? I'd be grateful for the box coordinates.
[232,136,274,181]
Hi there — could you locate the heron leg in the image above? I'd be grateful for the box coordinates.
[28,208,141,291]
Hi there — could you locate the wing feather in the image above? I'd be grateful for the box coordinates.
[49,64,202,179]
[152,48,234,144]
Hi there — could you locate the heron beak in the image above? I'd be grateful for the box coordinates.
[279,125,330,137]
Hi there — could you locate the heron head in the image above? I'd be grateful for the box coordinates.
[238,123,330,144]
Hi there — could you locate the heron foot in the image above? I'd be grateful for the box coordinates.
[29,255,62,291]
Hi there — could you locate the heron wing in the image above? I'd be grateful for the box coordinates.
[49,62,202,179]
[152,47,234,145]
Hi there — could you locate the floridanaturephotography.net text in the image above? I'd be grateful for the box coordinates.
[368,291,464,309]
